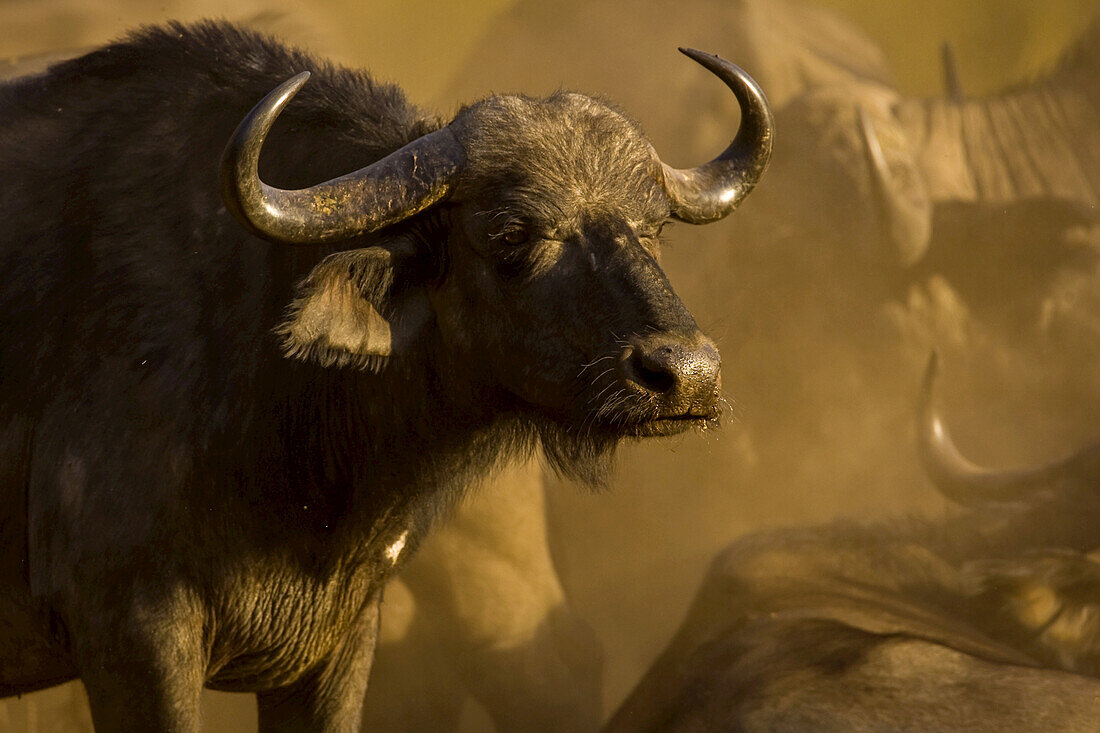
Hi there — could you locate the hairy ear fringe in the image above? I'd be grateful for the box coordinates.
[278,338,392,372]
[276,248,403,372]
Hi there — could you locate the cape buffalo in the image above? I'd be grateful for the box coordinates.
[0,21,772,731]
[605,355,1100,731]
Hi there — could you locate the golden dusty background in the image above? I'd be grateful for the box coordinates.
[2,0,1097,101]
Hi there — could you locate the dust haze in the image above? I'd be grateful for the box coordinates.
[1,0,1097,730]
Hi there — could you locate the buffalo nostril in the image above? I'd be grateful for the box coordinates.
[629,346,678,394]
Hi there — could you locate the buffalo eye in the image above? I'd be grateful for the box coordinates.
[501,227,529,246]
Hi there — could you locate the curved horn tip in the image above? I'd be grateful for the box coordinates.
[676,48,763,94]
[918,350,941,428]
[246,71,312,129]
[940,42,963,102]
[225,70,311,160]
[273,70,312,108]
[857,106,883,157]
[678,47,713,61]
[923,350,941,388]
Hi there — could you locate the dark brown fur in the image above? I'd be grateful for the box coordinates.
[0,21,719,730]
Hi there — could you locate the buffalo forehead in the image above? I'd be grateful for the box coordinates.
[461,92,667,222]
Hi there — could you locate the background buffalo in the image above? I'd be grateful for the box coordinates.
[605,356,1100,731]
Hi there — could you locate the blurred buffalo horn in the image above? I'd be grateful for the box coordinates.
[660,48,774,224]
[917,352,1075,506]
[221,72,465,244]
[857,106,929,267]
[940,42,964,103]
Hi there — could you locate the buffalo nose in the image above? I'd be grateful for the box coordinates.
[619,333,721,411]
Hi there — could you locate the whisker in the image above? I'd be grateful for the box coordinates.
[588,370,621,405]
[579,354,615,372]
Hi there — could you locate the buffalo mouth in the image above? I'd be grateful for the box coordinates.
[617,408,722,438]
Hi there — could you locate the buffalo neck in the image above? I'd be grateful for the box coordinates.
[216,325,527,569]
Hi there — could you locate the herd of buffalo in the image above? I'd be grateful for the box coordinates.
[0,1,1097,731]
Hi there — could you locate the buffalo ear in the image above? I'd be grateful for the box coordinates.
[277,241,431,371]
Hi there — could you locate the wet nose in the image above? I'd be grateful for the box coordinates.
[619,333,721,412]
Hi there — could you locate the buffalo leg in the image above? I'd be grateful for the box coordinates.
[73,612,206,732]
[257,596,380,733]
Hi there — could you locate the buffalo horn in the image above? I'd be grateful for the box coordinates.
[660,49,774,224]
[940,42,964,103]
[857,106,930,267]
[221,72,465,244]
[918,352,1073,506]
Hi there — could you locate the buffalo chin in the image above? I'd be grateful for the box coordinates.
[623,415,713,438]
[526,404,720,488]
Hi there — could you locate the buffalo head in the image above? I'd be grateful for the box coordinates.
[220,49,772,445]
[764,82,931,269]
